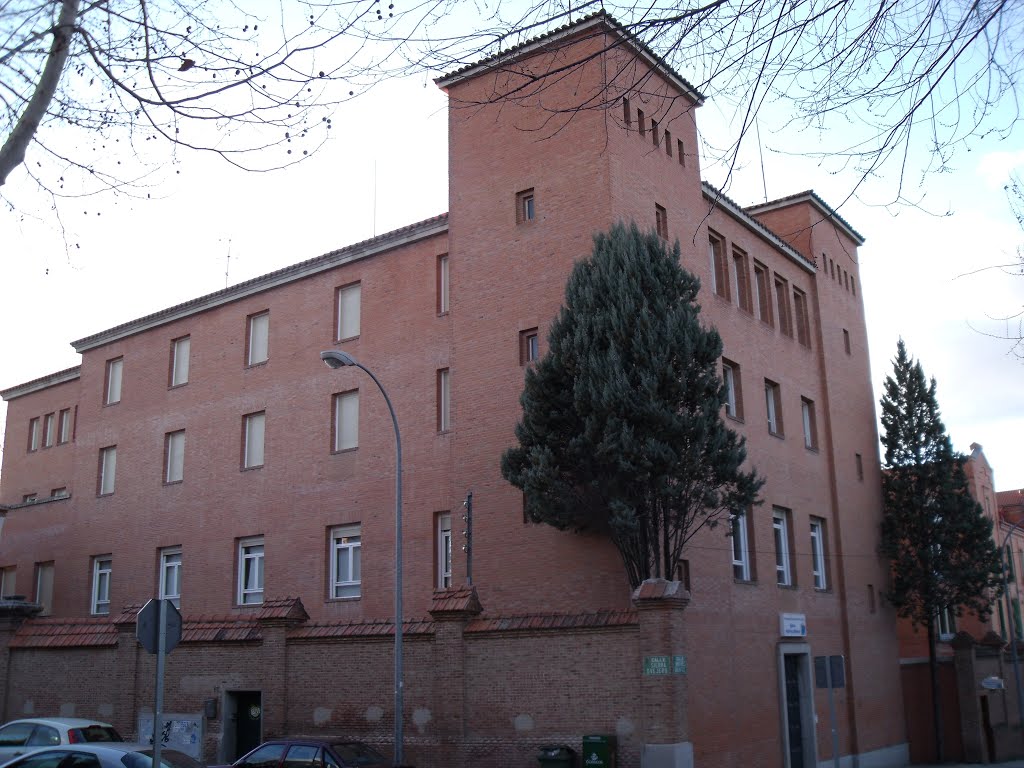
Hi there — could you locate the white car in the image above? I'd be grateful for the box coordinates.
[0,743,200,768]
[0,720,123,763]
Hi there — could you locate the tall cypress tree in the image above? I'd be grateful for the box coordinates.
[501,222,762,588]
[879,339,1004,761]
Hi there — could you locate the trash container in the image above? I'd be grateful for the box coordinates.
[537,745,576,767]
[581,735,616,768]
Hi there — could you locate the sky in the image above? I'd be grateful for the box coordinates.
[1,41,1023,491]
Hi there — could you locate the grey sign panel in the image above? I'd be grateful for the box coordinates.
[137,599,183,654]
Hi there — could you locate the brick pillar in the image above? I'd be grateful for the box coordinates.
[113,604,143,739]
[256,598,309,739]
[428,586,483,767]
[0,604,39,721]
[633,579,692,768]
[952,631,984,762]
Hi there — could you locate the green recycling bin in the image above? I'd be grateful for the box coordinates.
[582,735,616,768]
[537,745,576,767]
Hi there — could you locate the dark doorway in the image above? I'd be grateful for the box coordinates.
[784,655,805,768]
[226,691,262,761]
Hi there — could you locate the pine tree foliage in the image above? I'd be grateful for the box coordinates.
[501,222,762,588]
[879,339,1004,628]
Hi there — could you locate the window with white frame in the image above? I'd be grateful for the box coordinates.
[91,556,111,615]
[105,357,123,405]
[27,417,39,452]
[732,248,752,313]
[170,336,191,387]
[243,412,266,469]
[437,368,451,432]
[765,380,783,436]
[42,413,55,448]
[160,547,182,608]
[437,513,452,589]
[332,391,359,452]
[437,255,450,314]
[57,408,71,444]
[247,311,269,365]
[801,398,818,450]
[98,446,117,495]
[937,606,955,640]
[336,283,361,340]
[165,430,185,483]
[330,525,361,599]
[709,233,728,299]
[722,359,742,419]
[0,567,15,599]
[810,517,828,589]
[35,562,54,616]
[238,537,264,605]
[731,510,751,581]
[773,508,792,586]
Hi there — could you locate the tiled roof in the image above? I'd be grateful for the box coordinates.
[435,11,704,105]
[430,585,483,616]
[253,597,308,622]
[182,617,262,643]
[289,618,434,640]
[70,214,449,353]
[466,609,637,633]
[11,617,118,649]
[633,579,689,601]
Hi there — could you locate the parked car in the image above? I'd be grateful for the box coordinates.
[0,743,200,768]
[228,739,388,768]
[0,720,124,762]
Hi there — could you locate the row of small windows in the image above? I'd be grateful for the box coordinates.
[709,231,812,346]
[822,253,856,296]
[622,97,686,167]
[731,507,829,590]
[6,514,455,616]
[26,408,74,452]
[720,359,819,449]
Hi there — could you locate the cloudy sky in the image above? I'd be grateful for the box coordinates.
[1,51,1022,490]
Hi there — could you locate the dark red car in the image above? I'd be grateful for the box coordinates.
[228,739,388,768]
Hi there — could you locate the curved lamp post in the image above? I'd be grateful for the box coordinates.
[1001,519,1024,727]
[320,349,404,766]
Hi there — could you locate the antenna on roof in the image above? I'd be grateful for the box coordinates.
[224,238,232,288]
[756,118,768,203]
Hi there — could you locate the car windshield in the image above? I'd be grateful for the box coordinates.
[76,726,123,743]
[329,744,385,765]
[121,750,203,768]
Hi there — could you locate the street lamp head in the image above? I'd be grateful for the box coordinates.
[321,349,357,369]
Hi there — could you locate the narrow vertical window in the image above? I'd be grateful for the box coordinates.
[732,248,752,312]
[938,607,956,639]
[753,262,773,325]
[160,547,182,608]
[801,398,818,450]
[91,556,112,615]
[98,445,117,495]
[34,562,54,616]
[850,276,856,296]
[437,513,453,589]
[677,139,685,166]
[722,359,743,420]
[42,413,55,448]
[519,328,540,365]
[170,336,191,387]
[856,453,864,481]
[336,283,361,340]
[773,509,792,586]
[810,518,828,589]
[637,109,646,137]
[247,311,269,366]
[58,408,72,444]
[243,411,266,469]
[105,357,123,405]
[0,567,16,600]
[793,289,811,347]
[27,417,40,452]
[774,277,793,337]
[731,510,751,581]
[165,430,186,483]
[665,130,672,156]
[516,189,535,223]
[622,97,632,127]
[708,233,729,299]
[332,391,359,452]
[437,368,451,432]
[330,524,362,599]
[238,537,265,605]
[651,119,659,146]
[843,329,851,354]
[655,204,668,239]
[765,380,783,437]
[437,254,450,314]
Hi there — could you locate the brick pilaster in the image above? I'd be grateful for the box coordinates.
[429,586,482,766]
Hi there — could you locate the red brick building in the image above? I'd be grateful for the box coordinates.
[0,14,907,768]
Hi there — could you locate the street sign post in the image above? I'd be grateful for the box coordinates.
[138,599,182,768]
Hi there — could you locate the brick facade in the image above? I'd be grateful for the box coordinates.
[0,14,907,768]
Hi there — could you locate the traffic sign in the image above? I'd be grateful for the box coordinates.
[137,599,182,654]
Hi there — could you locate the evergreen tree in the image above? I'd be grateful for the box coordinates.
[879,339,1004,762]
[501,222,762,588]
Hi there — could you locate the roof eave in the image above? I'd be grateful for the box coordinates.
[745,192,865,246]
